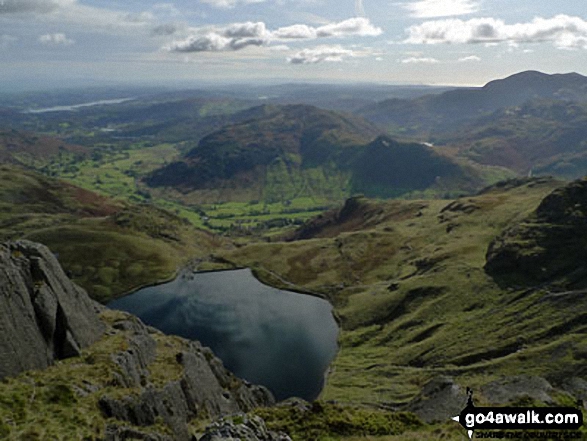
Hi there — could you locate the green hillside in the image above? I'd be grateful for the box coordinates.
[0,165,222,302]
[217,177,587,409]
[146,105,504,204]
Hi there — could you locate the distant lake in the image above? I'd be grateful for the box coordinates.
[108,268,339,401]
[24,98,134,113]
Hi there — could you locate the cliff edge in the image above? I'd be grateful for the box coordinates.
[0,240,105,379]
[0,241,276,440]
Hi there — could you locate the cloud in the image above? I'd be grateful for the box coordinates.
[152,23,181,36]
[152,3,181,17]
[355,0,365,17]
[403,0,479,19]
[269,44,291,51]
[288,45,354,64]
[458,55,480,61]
[199,0,266,9]
[270,17,381,41]
[38,32,74,45]
[124,12,155,23]
[167,18,382,53]
[271,24,317,40]
[0,34,17,48]
[167,21,269,52]
[316,17,382,38]
[0,0,72,14]
[400,56,439,63]
[405,14,587,49]
[1,0,160,36]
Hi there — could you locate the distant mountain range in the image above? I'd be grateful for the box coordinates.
[441,99,587,177]
[3,70,587,205]
[358,71,587,135]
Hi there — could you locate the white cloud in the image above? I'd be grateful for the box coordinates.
[272,24,317,40]
[458,55,480,61]
[288,45,354,64]
[403,0,480,19]
[270,17,381,40]
[167,21,269,52]
[270,18,381,41]
[405,14,587,49]
[199,0,266,9]
[400,56,439,63]
[269,44,291,51]
[167,18,382,53]
[315,17,382,38]
[38,32,74,45]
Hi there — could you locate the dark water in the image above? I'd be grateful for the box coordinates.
[108,268,339,401]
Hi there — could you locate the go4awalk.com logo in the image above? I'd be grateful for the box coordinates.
[451,389,583,439]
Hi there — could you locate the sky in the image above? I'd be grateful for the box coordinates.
[1,0,586,91]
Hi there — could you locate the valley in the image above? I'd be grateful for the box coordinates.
[2,71,587,440]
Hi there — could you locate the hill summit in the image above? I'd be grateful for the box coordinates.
[358,71,587,134]
[145,105,486,202]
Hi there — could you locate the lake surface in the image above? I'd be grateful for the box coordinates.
[108,268,339,401]
[24,98,134,113]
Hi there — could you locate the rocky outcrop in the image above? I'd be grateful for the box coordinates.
[485,178,587,288]
[0,240,275,440]
[99,313,275,441]
[199,415,291,441]
[406,375,584,423]
[0,240,105,379]
[405,376,467,423]
[481,376,555,405]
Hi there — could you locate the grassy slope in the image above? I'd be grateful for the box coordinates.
[218,177,587,406]
[0,165,224,302]
[0,309,205,440]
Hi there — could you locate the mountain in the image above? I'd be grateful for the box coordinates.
[0,129,87,167]
[358,71,587,136]
[349,136,485,198]
[146,104,380,202]
[146,105,496,203]
[440,99,587,178]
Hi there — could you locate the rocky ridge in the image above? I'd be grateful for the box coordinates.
[0,240,275,440]
[98,311,275,440]
[0,240,104,379]
[485,177,587,287]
